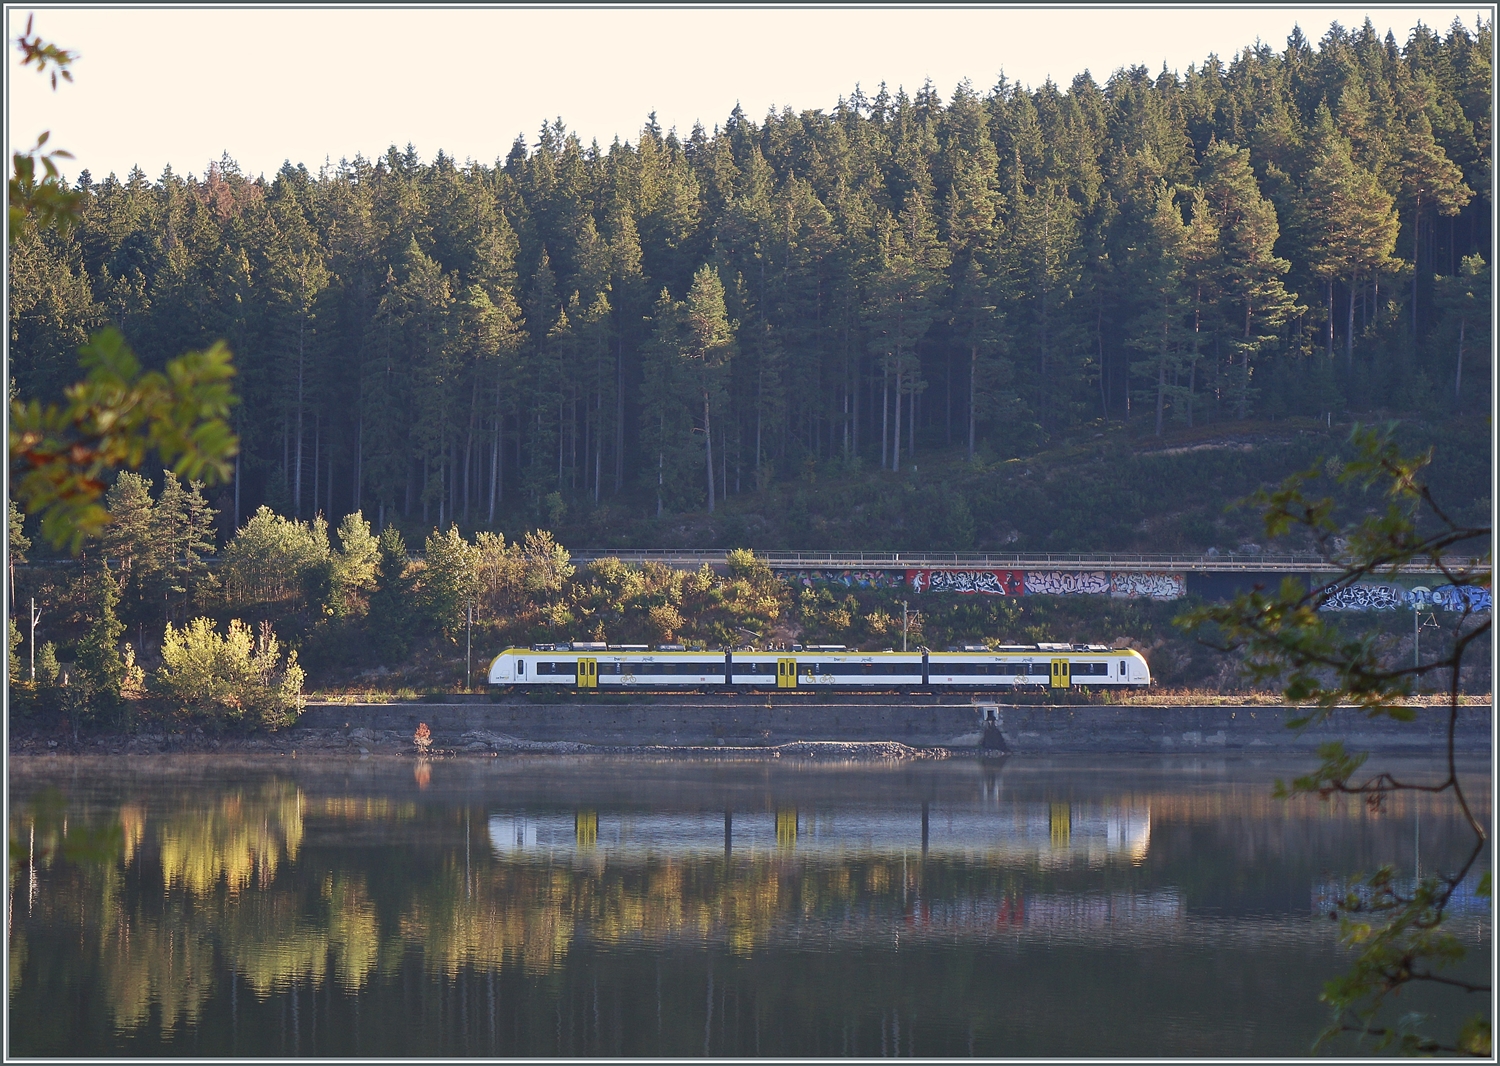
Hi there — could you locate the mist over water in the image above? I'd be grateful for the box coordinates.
[8,754,1490,1057]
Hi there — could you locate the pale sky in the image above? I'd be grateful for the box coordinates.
[6,6,1491,182]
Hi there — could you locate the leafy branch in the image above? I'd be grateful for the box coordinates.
[9,330,238,553]
[1179,423,1491,1056]
[8,15,80,240]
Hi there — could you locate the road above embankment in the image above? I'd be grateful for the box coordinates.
[295,697,1491,754]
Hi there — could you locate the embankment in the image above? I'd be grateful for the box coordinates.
[296,696,1491,754]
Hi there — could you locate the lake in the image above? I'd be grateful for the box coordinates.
[7,752,1490,1057]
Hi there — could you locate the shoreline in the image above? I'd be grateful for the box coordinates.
[10,699,1490,760]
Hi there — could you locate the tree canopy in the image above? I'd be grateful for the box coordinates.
[9,18,1491,538]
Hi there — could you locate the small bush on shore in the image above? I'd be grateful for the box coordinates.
[155,618,304,731]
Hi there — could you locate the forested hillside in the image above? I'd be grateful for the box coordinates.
[9,18,1491,550]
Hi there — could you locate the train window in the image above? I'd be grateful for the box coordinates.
[1010,663,1045,675]
[1119,660,1128,676]
[517,660,525,674]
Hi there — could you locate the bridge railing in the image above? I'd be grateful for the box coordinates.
[565,549,1482,575]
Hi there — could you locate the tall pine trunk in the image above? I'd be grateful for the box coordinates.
[1411,199,1421,337]
[294,321,305,517]
[489,370,502,521]
[614,335,625,494]
[881,366,889,469]
[1346,274,1356,386]
[464,377,478,522]
[968,343,978,460]
[892,368,903,473]
[1155,298,1168,437]
[354,414,361,512]
[704,392,715,513]
[1454,315,1465,407]
[1326,280,1334,356]
[1238,305,1253,420]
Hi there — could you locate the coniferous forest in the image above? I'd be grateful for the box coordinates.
[10,19,1491,542]
[7,17,1496,710]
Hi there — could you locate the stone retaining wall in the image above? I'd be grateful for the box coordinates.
[296,699,1491,753]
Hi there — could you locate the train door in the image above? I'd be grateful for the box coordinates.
[777,658,798,689]
[1050,658,1071,689]
[576,658,598,689]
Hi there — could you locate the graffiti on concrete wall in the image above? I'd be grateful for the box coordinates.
[1319,583,1413,611]
[1322,582,1494,612]
[1109,572,1187,600]
[784,569,906,590]
[906,569,1024,595]
[1428,584,1492,612]
[1022,570,1110,596]
[779,565,1483,609]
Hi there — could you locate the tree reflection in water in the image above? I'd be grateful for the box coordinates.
[7,756,1489,1057]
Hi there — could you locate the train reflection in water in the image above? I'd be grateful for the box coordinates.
[489,801,1151,866]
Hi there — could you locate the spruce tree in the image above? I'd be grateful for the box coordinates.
[1199,140,1296,419]
[73,562,125,717]
[1125,182,1192,436]
[682,265,736,512]
[1301,109,1401,383]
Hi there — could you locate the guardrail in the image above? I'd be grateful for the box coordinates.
[565,549,1482,575]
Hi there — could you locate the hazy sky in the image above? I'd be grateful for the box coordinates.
[7,6,1489,181]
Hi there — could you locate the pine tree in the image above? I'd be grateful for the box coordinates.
[1005,161,1083,433]
[1125,182,1192,436]
[73,562,125,715]
[153,470,217,625]
[949,258,1009,457]
[1199,140,1297,419]
[1301,109,1402,384]
[1434,253,1491,410]
[682,265,736,512]
[637,288,691,515]
[1397,110,1472,335]
[365,525,412,660]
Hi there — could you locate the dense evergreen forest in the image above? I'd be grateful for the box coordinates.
[10,18,1492,551]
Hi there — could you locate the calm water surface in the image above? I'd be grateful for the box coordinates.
[7,752,1490,1057]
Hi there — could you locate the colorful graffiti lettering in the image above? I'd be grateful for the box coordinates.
[1324,582,1493,612]
[906,569,1023,595]
[1024,570,1111,596]
[1109,572,1187,601]
[782,569,906,590]
[1429,584,1492,612]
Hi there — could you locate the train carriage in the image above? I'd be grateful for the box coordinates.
[488,642,1150,689]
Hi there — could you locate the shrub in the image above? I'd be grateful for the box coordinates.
[220,506,330,611]
[154,617,304,731]
[421,525,478,640]
[329,511,380,618]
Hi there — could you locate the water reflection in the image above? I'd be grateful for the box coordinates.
[8,755,1490,1057]
[489,802,1151,864]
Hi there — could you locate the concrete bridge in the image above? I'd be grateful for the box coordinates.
[567,549,1480,575]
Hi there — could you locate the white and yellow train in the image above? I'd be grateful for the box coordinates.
[487,642,1150,690]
